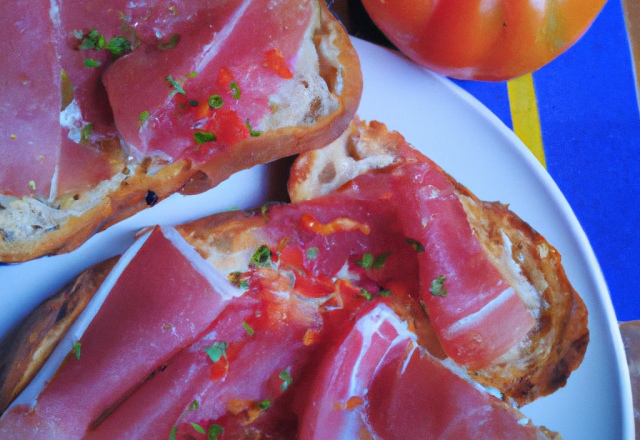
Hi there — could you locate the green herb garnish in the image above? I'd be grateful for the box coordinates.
[139,110,149,122]
[306,247,319,261]
[279,369,293,392]
[379,289,392,297]
[28,180,36,191]
[190,422,205,434]
[359,289,373,300]
[246,119,262,137]
[259,399,271,410]
[194,131,216,145]
[104,36,131,58]
[166,75,186,96]
[158,34,180,50]
[430,275,447,297]
[242,320,255,336]
[169,425,177,440]
[204,341,228,362]
[74,341,81,360]
[81,123,93,142]
[228,271,249,289]
[209,424,224,440]
[188,400,199,411]
[83,58,101,68]
[230,81,241,99]
[356,253,374,269]
[405,238,425,253]
[188,100,199,107]
[250,245,272,267]
[208,94,223,109]
[372,251,392,269]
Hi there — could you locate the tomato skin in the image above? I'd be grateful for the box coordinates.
[361,0,607,81]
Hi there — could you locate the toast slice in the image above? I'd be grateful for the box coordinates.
[0,0,362,263]
[289,118,589,405]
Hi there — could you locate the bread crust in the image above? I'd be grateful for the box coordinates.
[0,257,118,414]
[0,0,362,263]
[288,118,588,405]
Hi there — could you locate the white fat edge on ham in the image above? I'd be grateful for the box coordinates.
[47,0,63,204]
[160,225,243,300]
[6,230,152,411]
[442,285,531,339]
[456,192,548,319]
[348,303,418,398]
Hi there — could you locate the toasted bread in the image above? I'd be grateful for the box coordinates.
[0,0,362,263]
[289,118,589,406]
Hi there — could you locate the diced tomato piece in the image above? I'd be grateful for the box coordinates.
[264,49,294,79]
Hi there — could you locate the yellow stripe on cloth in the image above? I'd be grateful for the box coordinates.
[507,73,546,168]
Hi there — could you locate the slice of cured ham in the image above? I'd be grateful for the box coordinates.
[324,157,536,370]
[86,265,323,439]
[297,302,556,440]
[0,0,61,198]
[386,161,536,369]
[103,0,316,161]
[0,225,237,439]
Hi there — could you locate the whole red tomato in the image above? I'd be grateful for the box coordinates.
[360,0,607,81]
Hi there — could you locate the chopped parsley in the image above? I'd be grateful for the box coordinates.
[188,100,199,107]
[356,253,374,269]
[359,288,392,301]
[81,123,93,142]
[194,131,216,145]
[259,399,271,410]
[28,180,36,191]
[306,247,319,260]
[78,29,104,50]
[187,71,198,78]
[246,119,262,137]
[83,58,101,68]
[279,369,293,392]
[188,400,199,411]
[191,422,206,435]
[359,288,373,300]
[250,245,272,267]
[228,271,249,289]
[204,341,228,362]
[405,238,425,253]
[260,201,283,221]
[76,29,132,59]
[208,94,223,109]
[139,110,149,122]
[158,34,180,50]
[104,36,132,58]
[74,341,81,360]
[166,75,186,96]
[242,320,255,336]
[430,275,447,297]
[209,424,224,439]
[230,81,241,99]
[373,251,392,269]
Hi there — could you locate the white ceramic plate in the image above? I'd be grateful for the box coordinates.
[0,37,633,439]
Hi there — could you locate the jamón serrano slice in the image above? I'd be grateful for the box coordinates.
[296,302,559,439]
[289,118,588,405]
[0,226,238,438]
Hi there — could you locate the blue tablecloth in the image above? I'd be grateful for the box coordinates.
[450,0,640,322]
